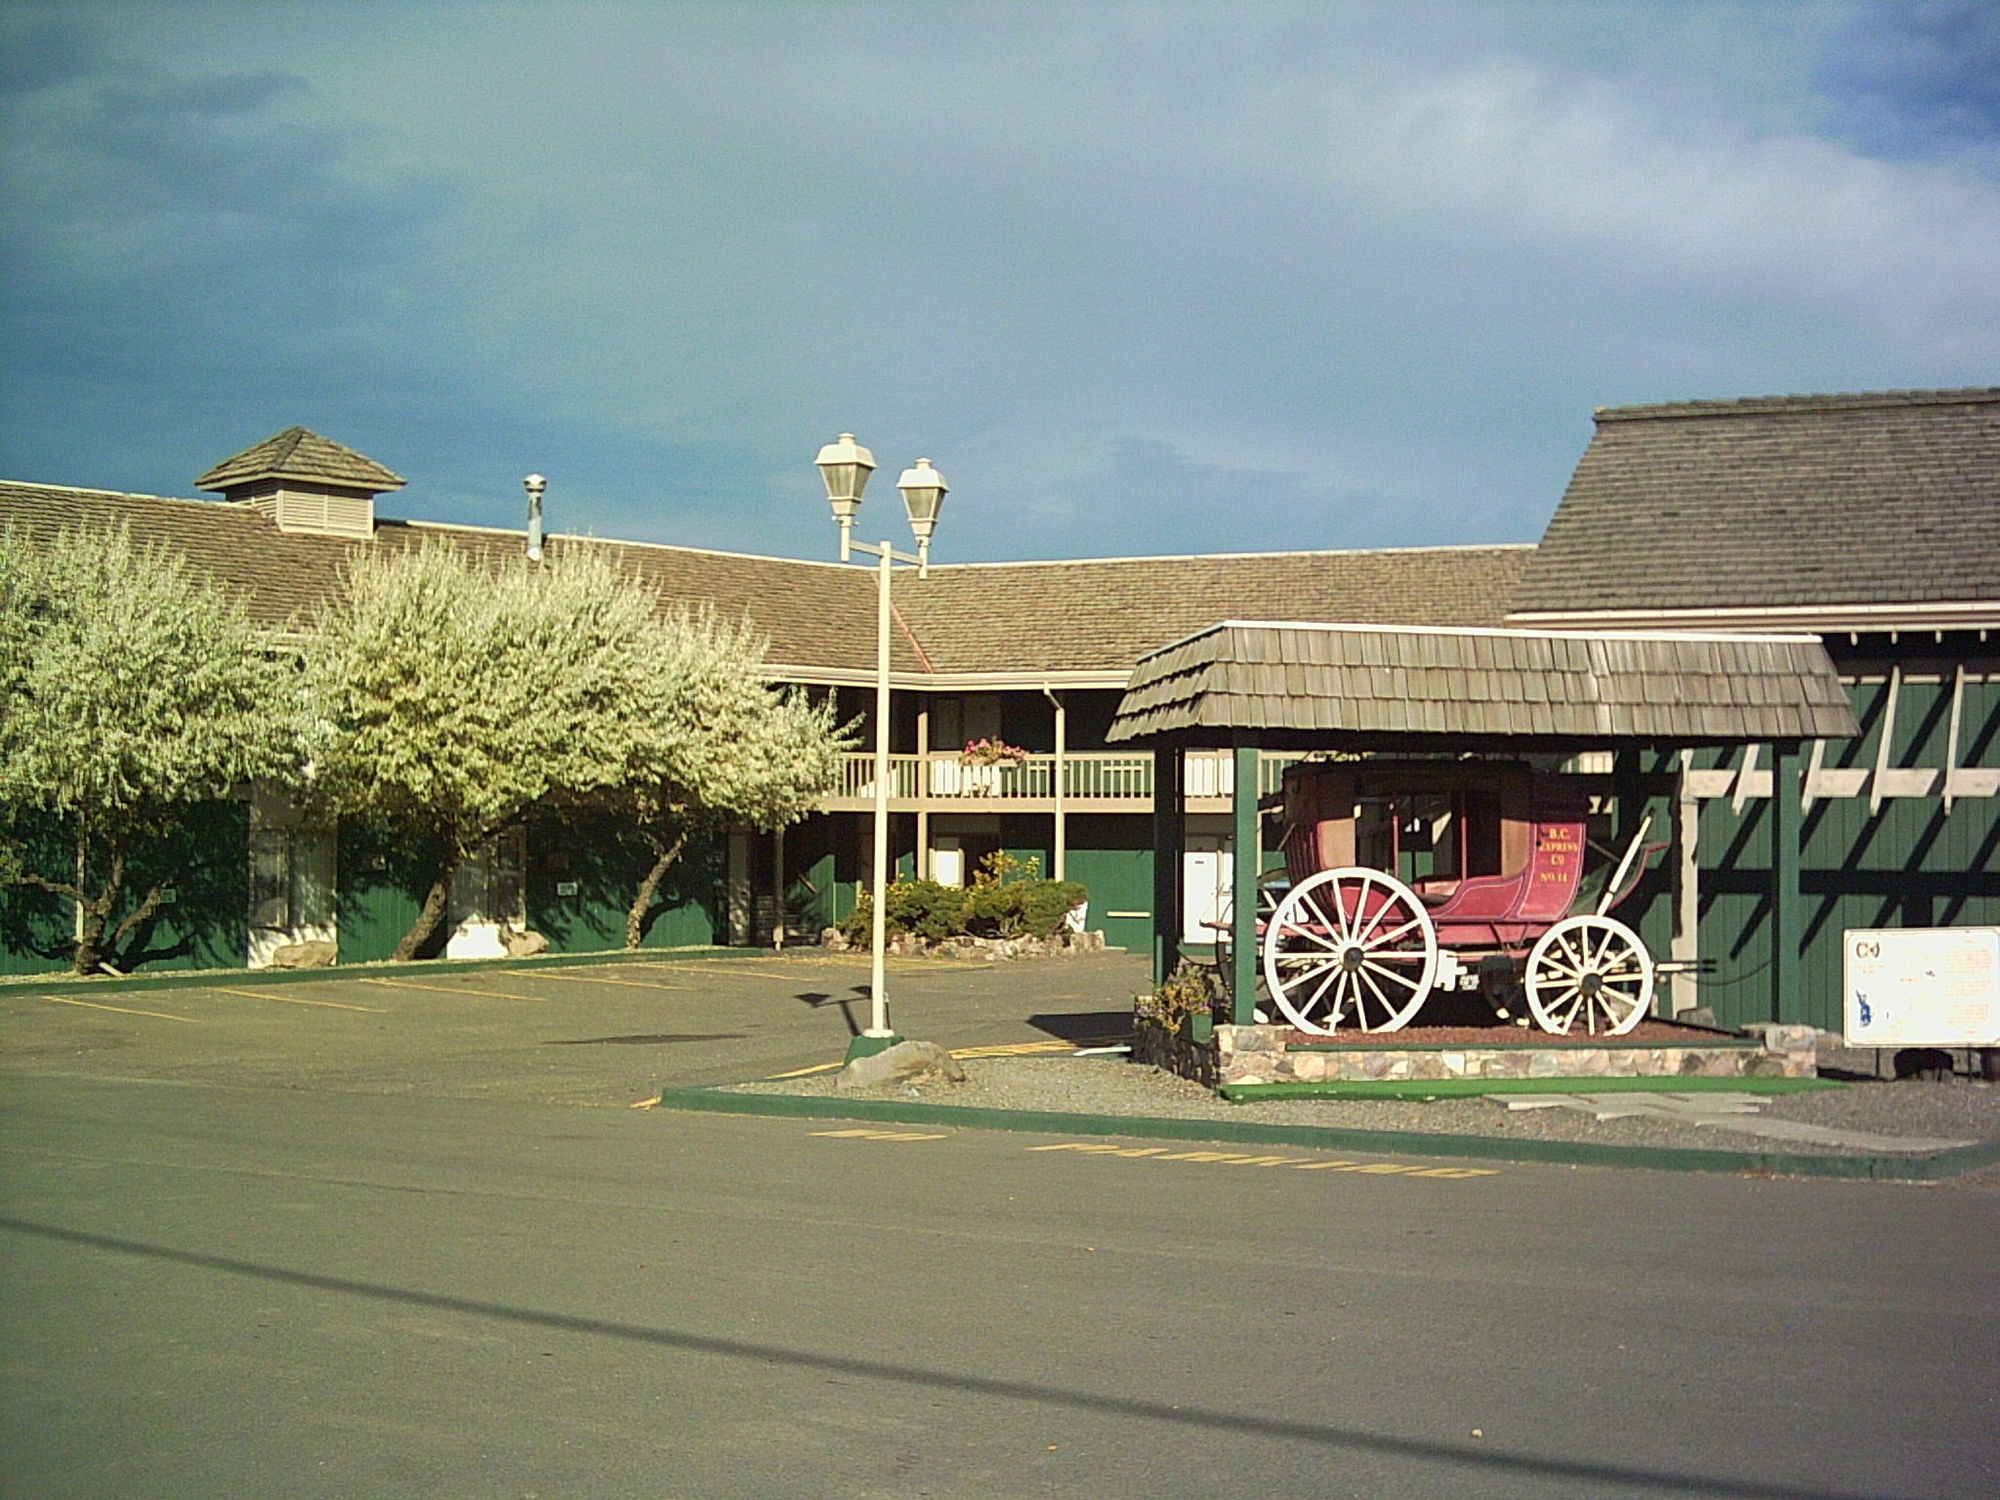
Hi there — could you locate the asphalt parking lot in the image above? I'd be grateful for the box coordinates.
[0,948,1150,1103]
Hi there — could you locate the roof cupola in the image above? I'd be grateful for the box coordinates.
[196,427,404,539]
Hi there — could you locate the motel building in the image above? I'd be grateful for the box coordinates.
[3,387,1996,1038]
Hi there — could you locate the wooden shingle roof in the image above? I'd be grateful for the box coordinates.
[1106,621,1858,749]
[0,482,899,677]
[1509,387,2000,630]
[0,483,1533,683]
[196,427,407,494]
[895,544,1534,679]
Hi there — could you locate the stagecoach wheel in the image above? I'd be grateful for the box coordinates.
[1524,916,1654,1036]
[1261,867,1438,1034]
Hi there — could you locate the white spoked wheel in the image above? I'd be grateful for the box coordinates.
[1524,915,1654,1036]
[1261,867,1438,1034]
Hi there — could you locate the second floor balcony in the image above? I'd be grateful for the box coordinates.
[820,750,1297,815]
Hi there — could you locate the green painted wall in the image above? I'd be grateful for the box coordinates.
[1064,814,1155,953]
[0,802,250,975]
[1689,673,2000,1031]
[336,821,446,964]
[525,809,724,952]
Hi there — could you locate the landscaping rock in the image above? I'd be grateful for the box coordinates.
[835,1040,967,1092]
[268,939,336,970]
[503,929,549,958]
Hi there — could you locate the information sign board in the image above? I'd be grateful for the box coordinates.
[1843,927,2000,1047]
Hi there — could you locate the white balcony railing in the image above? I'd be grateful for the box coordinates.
[826,750,1294,807]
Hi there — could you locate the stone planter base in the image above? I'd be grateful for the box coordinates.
[1215,1022,1817,1087]
[1133,1017,1218,1089]
[820,928,1107,961]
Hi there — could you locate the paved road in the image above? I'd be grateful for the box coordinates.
[4,953,1998,1498]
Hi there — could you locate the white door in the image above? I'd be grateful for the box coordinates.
[1182,836,1233,946]
[932,835,965,889]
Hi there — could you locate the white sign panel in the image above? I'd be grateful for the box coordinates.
[1843,928,2000,1047]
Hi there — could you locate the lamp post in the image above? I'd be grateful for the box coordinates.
[524,473,547,561]
[816,433,949,1060]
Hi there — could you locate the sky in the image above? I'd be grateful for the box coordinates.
[2,1,1997,565]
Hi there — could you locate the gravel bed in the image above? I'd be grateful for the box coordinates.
[723,1052,2000,1161]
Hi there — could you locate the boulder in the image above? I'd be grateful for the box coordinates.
[835,1039,967,1092]
[268,939,336,970]
[503,928,550,958]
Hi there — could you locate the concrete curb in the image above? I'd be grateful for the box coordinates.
[0,945,744,996]
[652,1085,2000,1183]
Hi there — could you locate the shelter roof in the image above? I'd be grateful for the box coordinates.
[1508,387,1999,631]
[1106,620,1859,749]
[196,427,407,493]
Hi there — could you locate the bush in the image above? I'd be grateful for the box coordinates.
[838,851,1087,944]
[839,878,966,945]
[964,876,1088,938]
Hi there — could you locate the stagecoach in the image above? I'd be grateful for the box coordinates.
[1259,758,1664,1037]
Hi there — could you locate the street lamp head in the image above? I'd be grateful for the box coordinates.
[815,433,876,525]
[896,457,948,549]
[523,473,547,499]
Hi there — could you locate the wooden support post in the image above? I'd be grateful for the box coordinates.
[1231,743,1260,1026]
[1152,737,1185,986]
[1769,740,1802,1025]
[915,705,930,879]
[1672,750,1701,1016]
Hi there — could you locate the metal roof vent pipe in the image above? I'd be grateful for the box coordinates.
[524,473,547,561]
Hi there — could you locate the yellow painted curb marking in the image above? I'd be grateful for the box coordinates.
[809,1128,949,1142]
[356,977,544,1002]
[40,994,197,1023]
[208,985,388,1014]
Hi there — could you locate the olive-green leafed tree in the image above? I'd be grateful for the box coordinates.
[0,527,308,974]
[615,610,852,947]
[303,542,675,961]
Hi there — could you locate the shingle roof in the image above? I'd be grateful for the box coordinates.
[196,427,407,493]
[0,482,894,676]
[1106,621,1858,748]
[1508,387,2000,627]
[0,483,1533,682]
[895,544,1534,677]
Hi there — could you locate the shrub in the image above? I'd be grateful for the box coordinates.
[838,850,1087,944]
[839,878,966,945]
[1136,961,1224,1032]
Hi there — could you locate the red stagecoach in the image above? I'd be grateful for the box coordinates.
[1259,759,1662,1036]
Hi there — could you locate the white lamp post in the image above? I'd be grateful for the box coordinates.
[523,473,547,561]
[815,433,949,1058]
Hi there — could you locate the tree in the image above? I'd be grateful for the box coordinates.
[0,526,307,974]
[614,609,852,947]
[303,542,673,961]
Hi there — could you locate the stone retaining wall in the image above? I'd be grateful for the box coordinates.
[1214,1023,1818,1086]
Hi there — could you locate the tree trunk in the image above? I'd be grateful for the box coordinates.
[626,829,689,949]
[394,850,461,962]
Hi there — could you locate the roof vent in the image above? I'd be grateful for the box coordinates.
[196,427,404,539]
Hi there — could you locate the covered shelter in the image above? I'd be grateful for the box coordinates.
[1106,620,1859,1027]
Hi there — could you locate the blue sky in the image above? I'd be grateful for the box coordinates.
[3,1,1996,564]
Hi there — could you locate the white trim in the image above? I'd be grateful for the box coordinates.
[1507,601,2000,633]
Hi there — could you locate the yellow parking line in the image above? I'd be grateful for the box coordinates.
[809,1128,949,1142]
[767,1061,844,1079]
[41,994,197,1023]
[626,962,802,982]
[356,977,544,1002]
[207,985,388,1014]
[525,971,690,993]
[1028,1142,1499,1177]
